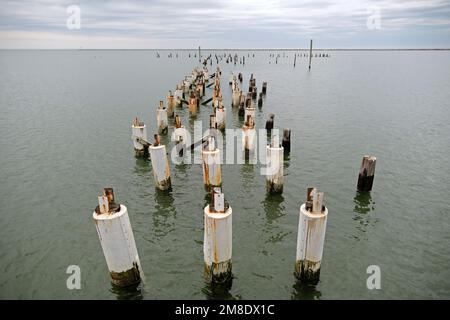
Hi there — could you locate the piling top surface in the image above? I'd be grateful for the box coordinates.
[204,205,232,219]
[93,204,127,220]
[300,203,328,218]
[267,145,283,151]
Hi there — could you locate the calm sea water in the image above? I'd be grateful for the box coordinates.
[0,50,449,299]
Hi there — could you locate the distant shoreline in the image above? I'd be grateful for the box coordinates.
[1,48,449,51]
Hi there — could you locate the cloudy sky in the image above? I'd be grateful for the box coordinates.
[0,0,449,49]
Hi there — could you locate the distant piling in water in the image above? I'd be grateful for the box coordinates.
[295,187,328,284]
[282,128,291,153]
[309,39,313,69]
[93,188,142,287]
[357,155,377,192]
[203,187,232,284]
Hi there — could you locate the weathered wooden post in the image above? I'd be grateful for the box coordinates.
[131,117,149,157]
[265,114,274,132]
[258,92,263,107]
[266,136,284,194]
[357,155,377,192]
[204,187,232,284]
[244,104,255,123]
[282,128,291,153]
[166,91,175,117]
[149,134,171,190]
[199,46,201,63]
[201,137,222,190]
[309,39,313,70]
[262,82,267,95]
[93,188,142,287]
[252,86,257,99]
[157,101,168,134]
[295,187,328,284]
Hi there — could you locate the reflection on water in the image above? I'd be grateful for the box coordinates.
[202,278,236,300]
[240,162,255,189]
[262,193,285,223]
[134,157,150,175]
[353,191,375,214]
[110,282,144,300]
[153,189,177,238]
[352,192,378,238]
[284,152,291,170]
[262,193,289,244]
[291,281,322,300]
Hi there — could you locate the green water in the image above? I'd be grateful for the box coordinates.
[0,50,449,299]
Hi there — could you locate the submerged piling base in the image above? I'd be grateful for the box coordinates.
[110,262,142,287]
[204,260,232,284]
[294,260,321,285]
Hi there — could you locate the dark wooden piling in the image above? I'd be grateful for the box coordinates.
[282,128,291,153]
[262,82,267,95]
[265,114,274,131]
[357,156,377,192]
[309,39,313,69]
[258,92,263,107]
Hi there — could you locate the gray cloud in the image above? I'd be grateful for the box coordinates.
[0,0,449,48]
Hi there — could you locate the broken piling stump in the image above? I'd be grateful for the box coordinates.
[266,136,284,194]
[357,155,377,192]
[282,128,291,153]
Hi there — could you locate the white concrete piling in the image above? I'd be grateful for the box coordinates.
[215,106,226,130]
[149,134,171,190]
[295,187,328,284]
[157,101,168,134]
[266,138,284,194]
[93,188,142,287]
[131,117,149,157]
[203,187,232,283]
[201,137,222,190]
[174,85,183,107]
[244,105,255,122]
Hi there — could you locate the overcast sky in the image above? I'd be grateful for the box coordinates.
[0,0,449,49]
